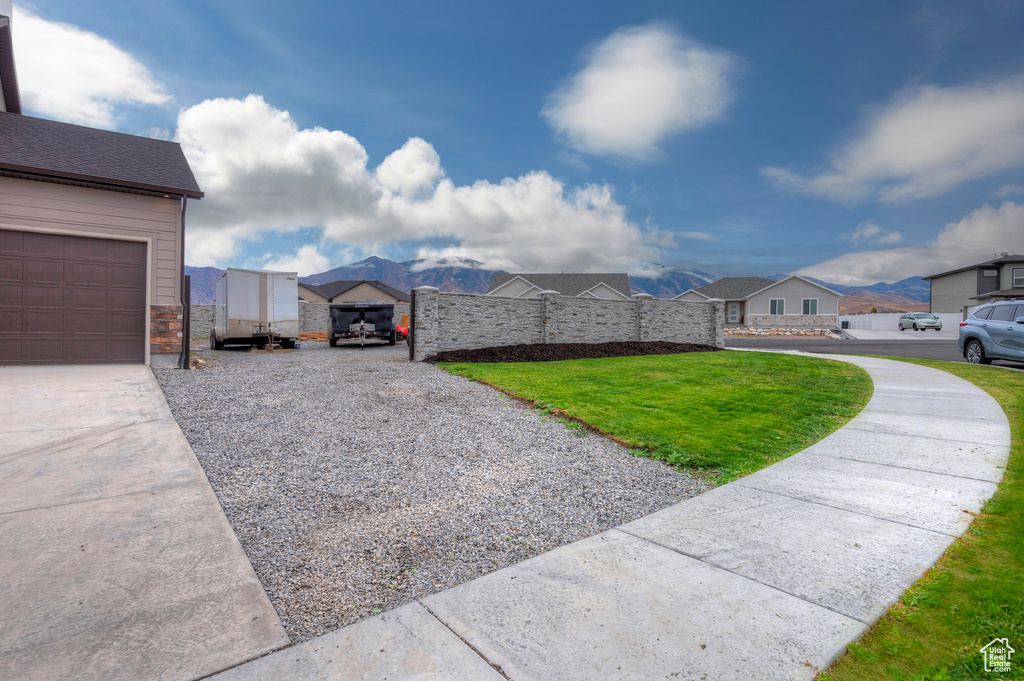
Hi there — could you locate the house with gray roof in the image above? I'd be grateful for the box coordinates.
[0,4,202,367]
[298,280,410,304]
[676,276,841,327]
[487,273,632,300]
[924,254,1024,318]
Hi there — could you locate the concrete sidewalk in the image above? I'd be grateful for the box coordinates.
[0,365,288,681]
[210,353,1011,681]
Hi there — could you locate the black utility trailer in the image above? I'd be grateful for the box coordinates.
[328,302,397,348]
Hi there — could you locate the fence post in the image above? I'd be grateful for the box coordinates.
[632,293,653,341]
[410,286,439,361]
[539,291,560,344]
[706,298,725,347]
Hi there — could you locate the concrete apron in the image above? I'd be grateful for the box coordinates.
[0,365,288,681]
[209,352,1011,681]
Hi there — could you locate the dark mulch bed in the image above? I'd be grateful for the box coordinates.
[425,341,722,363]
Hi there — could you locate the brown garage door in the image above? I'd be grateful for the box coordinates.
[0,229,147,365]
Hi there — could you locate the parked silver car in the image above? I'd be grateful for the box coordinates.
[958,301,1024,364]
[898,312,942,331]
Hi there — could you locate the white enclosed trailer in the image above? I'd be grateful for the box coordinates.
[211,268,299,349]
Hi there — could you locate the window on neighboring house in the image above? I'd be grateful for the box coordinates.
[983,269,998,277]
[1014,268,1024,288]
[770,298,785,315]
[802,298,818,315]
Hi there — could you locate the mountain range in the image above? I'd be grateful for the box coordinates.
[185,257,930,311]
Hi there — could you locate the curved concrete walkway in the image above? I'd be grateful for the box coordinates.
[210,353,1011,681]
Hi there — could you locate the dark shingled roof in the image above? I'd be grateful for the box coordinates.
[300,280,410,302]
[0,112,203,197]
[488,273,631,298]
[924,255,1024,280]
[696,277,776,300]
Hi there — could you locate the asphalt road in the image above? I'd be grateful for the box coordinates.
[726,337,1024,370]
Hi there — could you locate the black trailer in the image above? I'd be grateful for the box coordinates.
[328,302,397,348]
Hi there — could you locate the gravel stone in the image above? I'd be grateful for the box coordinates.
[155,341,713,643]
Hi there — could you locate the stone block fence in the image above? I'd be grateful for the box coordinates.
[189,301,411,342]
[408,287,724,362]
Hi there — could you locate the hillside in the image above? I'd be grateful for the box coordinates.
[838,290,930,315]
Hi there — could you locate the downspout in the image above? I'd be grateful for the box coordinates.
[178,196,189,369]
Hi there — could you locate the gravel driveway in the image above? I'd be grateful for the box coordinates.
[156,341,711,643]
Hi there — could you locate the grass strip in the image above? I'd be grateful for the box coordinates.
[439,350,871,482]
[820,359,1023,681]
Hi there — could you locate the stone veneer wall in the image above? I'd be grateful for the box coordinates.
[410,288,724,362]
[190,301,411,340]
[150,304,183,357]
[742,314,838,328]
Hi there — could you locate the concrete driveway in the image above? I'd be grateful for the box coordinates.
[0,365,288,681]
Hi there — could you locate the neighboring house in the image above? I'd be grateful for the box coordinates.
[924,254,1024,318]
[487,273,632,300]
[676,276,841,327]
[298,280,410,304]
[0,6,203,367]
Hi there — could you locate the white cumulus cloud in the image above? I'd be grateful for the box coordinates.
[542,23,737,161]
[763,77,1024,203]
[263,245,330,276]
[178,95,666,274]
[841,221,902,245]
[797,201,1024,285]
[13,8,170,126]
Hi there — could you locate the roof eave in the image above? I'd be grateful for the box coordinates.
[0,164,203,198]
[0,18,21,115]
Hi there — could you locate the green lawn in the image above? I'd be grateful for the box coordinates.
[820,359,1023,681]
[439,350,872,482]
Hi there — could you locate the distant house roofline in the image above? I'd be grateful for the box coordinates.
[923,255,1024,280]
[745,275,843,299]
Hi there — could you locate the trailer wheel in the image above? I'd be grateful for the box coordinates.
[388,330,396,346]
[328,332,337,347]
[210,330,224,350]
[280,339,295,349]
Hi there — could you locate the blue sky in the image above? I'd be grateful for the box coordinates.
[10,0,1024,284]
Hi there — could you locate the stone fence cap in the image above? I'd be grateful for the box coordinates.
[631,293,654,299]
[538,290,560,295]
[412,286,440,292]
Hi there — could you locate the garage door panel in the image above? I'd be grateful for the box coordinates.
[0,338,22,361]
[23,338,63,362]
[68,287,107,310]
[70,263,109,286]
[65,310,108,334]
[24,285,63,308]
[0,258,23,280]
[0,230,24,253]
[0,229,146,365]
[0,283,23,306]
[110,264,145,287]
[23,232,64,255]
[0,310,21,333]
[109,288,145,311]
[65,235,111,260]
[24,311,63,334]
[110,239,147,263]
[24,260,64,283]
[107,313,145,336]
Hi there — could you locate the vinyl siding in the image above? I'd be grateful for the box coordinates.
[929,269,978,314]
[1000,262,1024,290]
[746,278,839,317]
[488,278,538,298]
[0,176,182,304]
